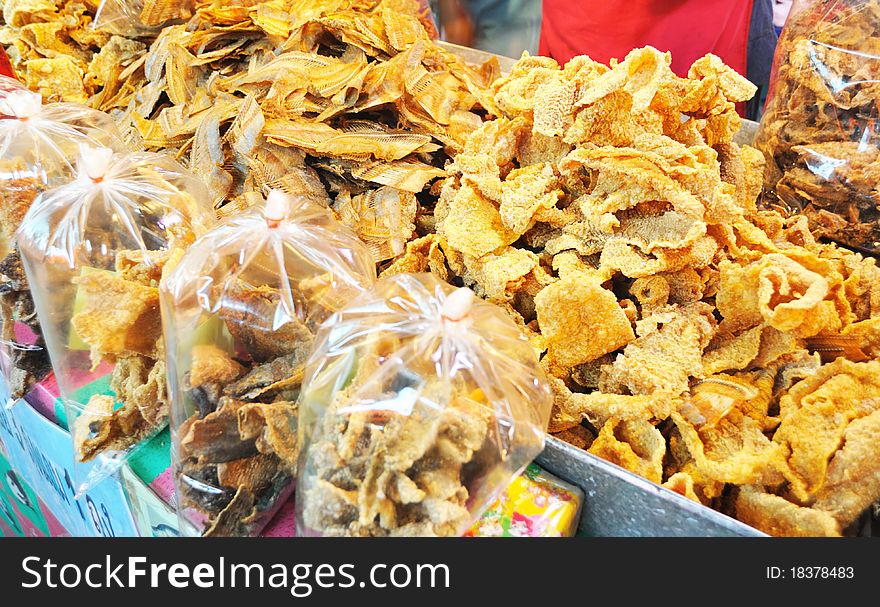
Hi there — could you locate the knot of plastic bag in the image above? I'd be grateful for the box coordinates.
[0,89,42,120]
[0,338,44,352]
[262,187,333,229]
[441,287,475,322]
[76,144,116,183]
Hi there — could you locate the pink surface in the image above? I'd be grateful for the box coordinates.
[16,513,46,537]
[67,358,114,391]
[149,468,176,503]
[24,375,59,422]
[25,361,115,423]
[41,501,69,537]
[0,517,16,536]
[13,321,37,344]
[262,497,297,537]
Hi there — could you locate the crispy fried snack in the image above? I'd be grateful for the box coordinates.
[535,274,634,368]
[773,359,880,504]
[301,375,491,537]
[73,394,153,463]
[813,410,880,529]
[588,418,665,484]
[71,271,161,365]
[418,45,880,536]
[733,486,842,537]
[72,355,169,461]
[0,172,42,255]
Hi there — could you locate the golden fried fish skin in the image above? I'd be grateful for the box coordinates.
[535,274,634,368]
[426,43,880,536]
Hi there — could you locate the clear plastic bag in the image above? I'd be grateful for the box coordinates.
[161,189,376,537]
[0,74,24,97]
[755,0,880,254]
[295,273,553,537]
[92,0,192,35]
[16,145,214,493]
[93,0,149,35]
[0,86,127,405]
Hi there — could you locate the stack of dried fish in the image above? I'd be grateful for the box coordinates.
[1,0,497,264]
[384,47,880,537]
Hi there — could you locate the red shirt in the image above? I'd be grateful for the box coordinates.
[539,0,754,77]
[0,47,14,80]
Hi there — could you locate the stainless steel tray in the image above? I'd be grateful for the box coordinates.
[439,41,518,74]
[536,437,765,537]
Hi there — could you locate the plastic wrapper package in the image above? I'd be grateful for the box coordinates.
[92,0,189,36]
[464,463,584,537]
[755,0,880,254]
[16,144,214,493]
[0,80,127,405]
[295,272,553,537]
[161,189,376,537]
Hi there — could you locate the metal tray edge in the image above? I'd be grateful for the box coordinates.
[538,435,767,537]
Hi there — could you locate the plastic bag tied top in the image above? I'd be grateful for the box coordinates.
[0,86,126,253]
[16,144,213,492]
[0,83,126,403]
[755,0,880,253]
[296,272,553,537]
[161,189,376,536]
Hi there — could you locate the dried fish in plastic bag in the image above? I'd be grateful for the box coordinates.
[17,144,213,492]
[0,83,128,403]
[296,273,552,536]
[162,189,376,536]
[755,0,880,254]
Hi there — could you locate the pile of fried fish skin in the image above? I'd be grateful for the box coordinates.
[3,0,880,536]
[384,48,880,537]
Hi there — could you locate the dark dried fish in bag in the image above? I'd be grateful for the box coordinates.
[755,0,880,254]
[162,188,376,536]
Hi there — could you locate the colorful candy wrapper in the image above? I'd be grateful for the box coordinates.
[465,464,584,537]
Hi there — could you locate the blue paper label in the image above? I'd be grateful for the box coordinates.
[0,398,138,537]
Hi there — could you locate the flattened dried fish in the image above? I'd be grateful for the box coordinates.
[224,351,310,401]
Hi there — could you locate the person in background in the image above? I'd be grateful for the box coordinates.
[748,0,778,120]
[435,0,542,58]
[540,0,778,121]
[773,0,794,36]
